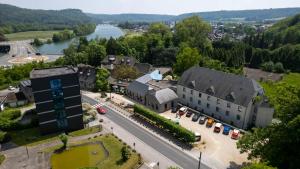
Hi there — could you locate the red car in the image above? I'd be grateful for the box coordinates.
[231,129,240,139]
[97,106,106,114]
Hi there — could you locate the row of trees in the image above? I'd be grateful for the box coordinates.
[134,104,195,143]
[73,24,96,36]
[52,30,75,42]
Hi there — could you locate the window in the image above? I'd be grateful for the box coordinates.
[207,96,211,101]
[199,93,202,98]
[190,89,193,95]
[237,115,241,120]
[190,97,193,102]
[198,100,201,105]
[216,107,219,112]
[182,94,185,99]
[207,103,210,108]
[226,111,230,116]
[183,87,186,92]
[217,99,220,104]
[238,106,242,112]
[227,103,231,108]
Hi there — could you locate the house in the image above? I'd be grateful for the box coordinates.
[5,92,28,108]
[101,55,138,71]
[78,64,96,91]
[127,70,178,113]
[19,80,34,102]
[30,67,84,134]
[177,66,273,129]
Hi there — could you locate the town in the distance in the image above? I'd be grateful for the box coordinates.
[0,1,299,169]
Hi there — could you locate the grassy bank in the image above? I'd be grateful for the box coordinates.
[9,125,102,146]
[49,134,141,169]
[0,154,5,165]
[123,29,143,38]
[5,31,60,41]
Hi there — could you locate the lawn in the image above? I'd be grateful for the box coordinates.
[9,125,102,146]
[0,154,5,165]
[5,31,60,41]
[50,134,141,169]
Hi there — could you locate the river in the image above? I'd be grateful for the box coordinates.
[36,24,124,55]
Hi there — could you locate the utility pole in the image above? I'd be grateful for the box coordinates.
[198,151,202,169]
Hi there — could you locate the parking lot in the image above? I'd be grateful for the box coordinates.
[160,110,249,168]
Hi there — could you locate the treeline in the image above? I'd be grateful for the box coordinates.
[0,4,92,34]
[52,30,75,42]
[73,24,96,36]
[118,21,149,29]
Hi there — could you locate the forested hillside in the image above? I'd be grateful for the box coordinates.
[0,4,92,34]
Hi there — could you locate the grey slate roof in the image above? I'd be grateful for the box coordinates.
[30,67,78,79]
[153,88,178,104]
[127,81,149,96]
[136,74,152,84]
[178,66,260,107]
[20,80,31,87]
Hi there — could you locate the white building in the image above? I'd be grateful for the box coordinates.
[177,67,274,129]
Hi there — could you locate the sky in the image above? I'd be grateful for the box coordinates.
[0,0,300,15]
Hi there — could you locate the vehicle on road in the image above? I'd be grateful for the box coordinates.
[206,118,214,127]
[186,110,193,117]
[231,129,240,139]
[178,106,188,116]
[195,132,201,142]
[8,86,16,91]
[12,54,16,57]
[198,116,206,124]
[192,113,200,122]
[214,123,222,133]
[96,106,106,114]
[36,52,41,55]
[223,125,231,135]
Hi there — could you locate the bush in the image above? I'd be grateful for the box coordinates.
[274,62,285,73]
[0,130,9,143]
[134,104,195,143]
[59,133,68,149]
[261,61,274,72]
[0,109,21,131]
[121,146,131,162]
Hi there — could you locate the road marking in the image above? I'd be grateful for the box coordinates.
[91,103,104,108]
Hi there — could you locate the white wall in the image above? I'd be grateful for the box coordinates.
[177,85,248,129]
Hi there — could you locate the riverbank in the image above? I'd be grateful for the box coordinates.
[4,31,60,41]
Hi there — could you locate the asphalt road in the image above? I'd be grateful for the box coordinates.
[82,95,210,169]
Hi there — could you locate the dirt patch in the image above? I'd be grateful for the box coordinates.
[244,67,283,82]
[8,55,48,64]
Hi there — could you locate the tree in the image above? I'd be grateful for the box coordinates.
[95,68,110,92]
[173,47,201,75]
[59,133,68,149]
[174,16,212,51]
[242,163,277,169]
[273,62,285,73]
[33,38,43,46]
[86,41,106,66]
[121,146,131,162]
[0,33,6,42]
[261,61,274,72]
[237,83,300,169]
[111,65,141,80]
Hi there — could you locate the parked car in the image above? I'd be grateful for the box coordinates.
[178,107,188,116]
[96,106,106,114]
[36,52,41,55]
[223,125,231,135]
[206,118,214,127]
[186,111,193,117]
[198,116,206,124]
[8,86,16,91]
[231,129,240,139]
[214,123,222,133]
[195,132,201,142]
[192,113,200,122]
[99,119,104,122]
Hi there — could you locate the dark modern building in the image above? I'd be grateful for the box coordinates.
[30,67,84,134]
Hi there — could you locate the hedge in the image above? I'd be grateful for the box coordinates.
[0,109,21,131]
[134,104,195,143]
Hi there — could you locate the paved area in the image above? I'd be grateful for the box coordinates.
[100,92,249,169]
[82,93,210,169]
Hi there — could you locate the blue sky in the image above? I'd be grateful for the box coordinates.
[0,0,300,15]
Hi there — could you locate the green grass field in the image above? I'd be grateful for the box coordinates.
[9,125,102,146]
[5,31,60,41]
[50,134,141,169]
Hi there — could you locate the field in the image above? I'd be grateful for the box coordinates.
[9,125,102,146]
[5,31,60,41]
[123,29,143,38]
[50,134,141,169]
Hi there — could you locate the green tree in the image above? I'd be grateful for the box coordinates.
[174,16,212,51]
[58,133,68,149]
[33,38,43,46]
[261,61,274,72]
[242,163,277,169]
[0,33,6,42]
[173,47,201,75]
[273,62,285,73]
[95,68,110,92]
[86,41,106,66]
[121,146,131,162]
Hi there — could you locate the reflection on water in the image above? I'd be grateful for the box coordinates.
[37,24,124,55]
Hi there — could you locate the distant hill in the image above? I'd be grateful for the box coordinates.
[87,13,174,23]
[0,4,92,33]
[89,7,300,23]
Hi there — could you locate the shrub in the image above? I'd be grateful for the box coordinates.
[121,146,131,162]
[59,133,68,149]
[134,104,195,142]
[0,130,8,143]
[274,62,285,73]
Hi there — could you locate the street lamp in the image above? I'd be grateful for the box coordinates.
[133,142,136,150]
[198,151,202,169]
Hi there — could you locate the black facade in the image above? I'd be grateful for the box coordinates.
[30,67,84,134]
